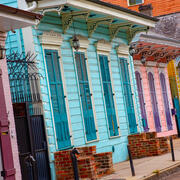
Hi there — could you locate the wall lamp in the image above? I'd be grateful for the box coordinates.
[141,56,146,65]
[0,44,6,60]
[129,45,136,56]
[72,35,80,52]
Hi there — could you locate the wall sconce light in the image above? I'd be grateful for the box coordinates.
[141,56,146,64]
[129,45,136,56]
[72,35,80,51]
[0,44,6,60]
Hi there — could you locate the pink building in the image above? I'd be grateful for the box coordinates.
[0,5,42,180]
[131,32,180,137]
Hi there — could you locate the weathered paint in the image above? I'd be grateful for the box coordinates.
[134,65,177,137]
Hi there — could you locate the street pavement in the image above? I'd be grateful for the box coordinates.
[163,170,180,180]
[100,138,180,180]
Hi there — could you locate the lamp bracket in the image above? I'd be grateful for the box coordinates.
[62,11,90,33]
[87,17,113,37]
[39,6,64,15]
[109,22,133,41]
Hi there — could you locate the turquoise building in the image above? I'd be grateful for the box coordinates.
[4,0,158,179]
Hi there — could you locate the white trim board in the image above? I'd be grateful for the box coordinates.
[36,0,156,27]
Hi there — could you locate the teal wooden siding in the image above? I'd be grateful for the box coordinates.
[119,58,137,134]
[74,52,97,141]
[45,49,71,150]
[99,54,119,137]
[30,11,144,165]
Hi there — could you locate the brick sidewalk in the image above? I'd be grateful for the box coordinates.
[100,138,180,180]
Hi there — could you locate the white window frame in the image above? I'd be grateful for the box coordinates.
[96,39,121,138]
[116,44,139,133]
[40,30,73,149]
[71,35,99,143]
[127,0,144,6]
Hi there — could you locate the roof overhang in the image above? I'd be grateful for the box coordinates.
[0,4,43,32]
[131,34,180,63]
[35,0,158,27]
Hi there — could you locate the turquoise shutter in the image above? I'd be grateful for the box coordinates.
[45,49,71,150]
[99,55,119,137]
[75,52,97,141]
[119,58,137,134]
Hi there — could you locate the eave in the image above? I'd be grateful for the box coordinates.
[0,4,43,32]
[35,0,157,28]
[131,34,180,63]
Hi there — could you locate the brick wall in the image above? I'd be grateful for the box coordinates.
[101,0,180,16]
[54,146,113,180]
[128,132,170,159]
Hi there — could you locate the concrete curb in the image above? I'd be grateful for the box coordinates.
[140,162,180,180]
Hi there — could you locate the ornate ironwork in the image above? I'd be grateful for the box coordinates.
[7,51,43,103]
[87,17,112,37]
[109,22,132,41]
[61,11,90,33]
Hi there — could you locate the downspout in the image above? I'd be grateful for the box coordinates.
[24,1,37,11]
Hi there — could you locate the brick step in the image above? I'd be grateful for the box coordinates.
[96,168,113,178]
[160,148,169,154]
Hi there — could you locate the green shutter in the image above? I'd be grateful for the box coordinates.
[119,58,137,134]
[99,55,119,137]
[45,49,71,150]
[75,52,97,141]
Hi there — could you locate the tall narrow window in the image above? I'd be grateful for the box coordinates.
[148,72,161,132]
[160,73,173,130]
[75,52,97,141]
[135,71,148,131]
[99,54,119,137]
[45,49,71,150]
[119,58,137,134]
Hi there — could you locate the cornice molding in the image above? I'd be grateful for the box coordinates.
[146,61,157,67]
[134,60,142,66]
[95,39,111,52]
[116,44,129,55]
[39,31,63,46]
[158,63,167,68]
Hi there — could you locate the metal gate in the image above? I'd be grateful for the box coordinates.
[13,103,50,180]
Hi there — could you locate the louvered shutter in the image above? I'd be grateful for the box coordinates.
[135,71,148,131]
[45,49,71,149]
[160,73,172,130]
[148,72,161,132]
[119,58,137,134]
[99,55,119,137]
[75,52,97,141]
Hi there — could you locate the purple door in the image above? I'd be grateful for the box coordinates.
[160,73,173,130]
[148,72,161,132]
[135,71,148,131]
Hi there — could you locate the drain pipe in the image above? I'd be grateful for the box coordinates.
[24,1,37,11]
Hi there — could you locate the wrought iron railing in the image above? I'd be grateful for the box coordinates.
[7,51,43,103]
